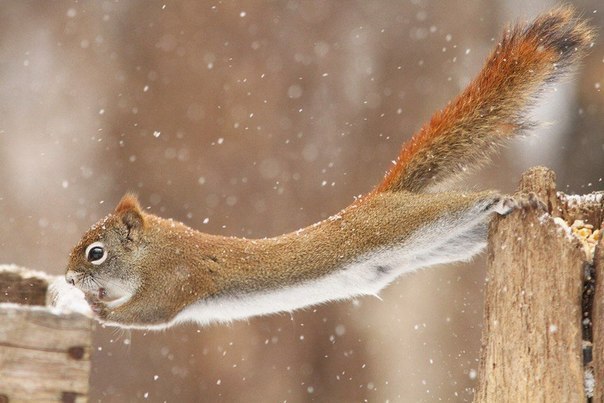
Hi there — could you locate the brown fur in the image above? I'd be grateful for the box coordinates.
[376,6,594,193]
[67,190,497,325]
[65,7,594,327]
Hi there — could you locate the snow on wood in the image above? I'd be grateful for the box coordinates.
[0,265,93,402]
[475,167,604,402]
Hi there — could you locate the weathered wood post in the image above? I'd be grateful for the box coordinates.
[475,167,603,401]
[0,266,94,402]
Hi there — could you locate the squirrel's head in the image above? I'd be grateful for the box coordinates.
[66,193,221,327]
[65,194,145,309]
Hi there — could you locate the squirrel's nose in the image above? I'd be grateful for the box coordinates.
[65,271,76,286]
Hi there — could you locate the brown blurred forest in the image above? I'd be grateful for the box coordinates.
[0,1,602,401]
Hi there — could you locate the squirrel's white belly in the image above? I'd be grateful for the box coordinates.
[174,215,489,327]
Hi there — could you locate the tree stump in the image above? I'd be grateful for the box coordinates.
[475,167,604,402]
[0,266,93,402]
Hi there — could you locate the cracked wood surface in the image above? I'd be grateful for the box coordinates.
[475,167,604,402]
[0,266,93,403]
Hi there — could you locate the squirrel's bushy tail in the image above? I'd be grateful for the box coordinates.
[376,6,594,193]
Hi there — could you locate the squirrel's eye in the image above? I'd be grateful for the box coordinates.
[85,241,107,265]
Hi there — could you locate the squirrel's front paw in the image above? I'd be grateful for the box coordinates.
[84,293,109,319]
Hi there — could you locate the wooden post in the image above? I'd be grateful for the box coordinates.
[475,167,604,401]
[0,266,93,402]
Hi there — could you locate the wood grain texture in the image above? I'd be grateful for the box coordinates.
[475,167,603,402]
[0,267,93,402]
[0,267,49,306]
[593,233,604,400]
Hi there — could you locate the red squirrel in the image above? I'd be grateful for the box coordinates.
[65,7,594,329]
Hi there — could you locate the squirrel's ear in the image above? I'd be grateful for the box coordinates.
[115,194,145,236]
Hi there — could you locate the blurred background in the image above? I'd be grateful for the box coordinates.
[0,0,602,401]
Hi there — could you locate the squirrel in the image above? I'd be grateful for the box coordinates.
[65,7,594,329]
